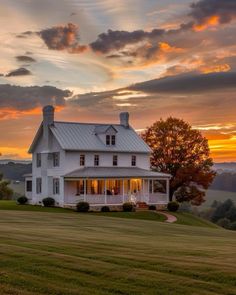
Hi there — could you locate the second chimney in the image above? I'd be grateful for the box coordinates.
[43,105,54,150]
[120,112,129,128]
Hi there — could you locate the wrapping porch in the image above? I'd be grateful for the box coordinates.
[64,178,170,206]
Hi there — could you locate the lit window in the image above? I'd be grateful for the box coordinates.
[113,155,118,166]
[36,153,41,167]
[131,155,136,166]
[36,178,42,194]
[106,135,110,145]
[94,155,99,166]
[111,135,116,145]
[26,180,32,192]
[80,155,85,166]
[53,178,60,195]
[53,152,60,167]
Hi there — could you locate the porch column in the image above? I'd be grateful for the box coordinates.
[142,179,144,202]
[166,178,170,202]
[147,179,150,204]
[84,179,87,202]
[105,179,107,204]
[122,179,125,203]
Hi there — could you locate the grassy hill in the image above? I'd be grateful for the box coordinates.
[0,206,235,294]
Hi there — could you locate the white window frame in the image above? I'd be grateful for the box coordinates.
[53,152,60,167]
[113,155,118,166]
[131,155,136,167]
[53,178,60,195]
[80,155,85,166]
[94,155,99,166]
[36,178,42,194]
[36,153,41,167]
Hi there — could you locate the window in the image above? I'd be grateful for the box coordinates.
[26,180,32,192]
[53,178,60,195]
[94,155,99,166]
[106,135,110,145]
[80,155,85,166]
[131,155,136,166]
[113,155,118,166]
[36,153,41,167]
[111,135,116,145]
[76,180,84,195]
[53,152,60,167]
[36,178,42,194]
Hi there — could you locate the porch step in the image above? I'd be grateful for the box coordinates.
[136,202,149,210]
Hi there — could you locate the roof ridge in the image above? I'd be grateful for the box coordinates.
[54,121,122,126]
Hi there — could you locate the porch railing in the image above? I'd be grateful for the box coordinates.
[65,193,168,205]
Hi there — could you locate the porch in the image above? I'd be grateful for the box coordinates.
[64,167,171,206]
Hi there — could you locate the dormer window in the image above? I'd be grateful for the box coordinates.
[111,135,116,145]
[106,135,110,145]
[106,135,116,146]
[131,155,136,167]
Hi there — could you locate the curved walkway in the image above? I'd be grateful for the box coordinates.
[157,211,177,223]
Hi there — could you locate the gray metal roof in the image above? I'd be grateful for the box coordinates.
[50,122,152,153]
[64,167,171,179]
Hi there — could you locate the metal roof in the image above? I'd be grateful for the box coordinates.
[49,122,152,153]
[64,167,171,179]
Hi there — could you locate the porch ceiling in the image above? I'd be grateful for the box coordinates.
[64,167,171,179]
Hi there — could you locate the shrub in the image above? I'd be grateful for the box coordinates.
[101,206,110,212]
[229,221,236,231]
[17,196,28,205]
[76,201,90,212]
[217,218,231,229]
[123,202,134,212]
[149,205,156,211]
[167,201,179,212]
[42,197,55,207]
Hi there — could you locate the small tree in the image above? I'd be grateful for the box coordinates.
[0,173,13,200]
[142,117,215,205]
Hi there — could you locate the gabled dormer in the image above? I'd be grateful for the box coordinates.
[94,125,117,146]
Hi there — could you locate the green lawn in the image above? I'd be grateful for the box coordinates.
[0,209,236,294]
[92,211,166,222]
[172,212,219,228]
[0,200,75,213]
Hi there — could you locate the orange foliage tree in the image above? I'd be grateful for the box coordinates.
[142,117,216,205]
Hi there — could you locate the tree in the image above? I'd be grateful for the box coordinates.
[142,117,215,205]
[0,173,13,200]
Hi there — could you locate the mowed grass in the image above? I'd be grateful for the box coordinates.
[93,211,166,222]
[171,212,219,228]
[0,210,236,294]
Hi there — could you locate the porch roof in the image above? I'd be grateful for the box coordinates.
[64,167,171,179]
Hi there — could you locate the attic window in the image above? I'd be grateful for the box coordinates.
[106,135,110,145]
[106,135,116,146]
[111,135,116,145]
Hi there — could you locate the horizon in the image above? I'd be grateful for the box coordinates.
[1,0,236,162]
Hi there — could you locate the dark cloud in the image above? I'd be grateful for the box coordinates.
[0,84,72,111]
[39,23,87,53]
[6,68,32,77]
[16,56,36,63]
[130,72,236,94]
[190,0,236,25]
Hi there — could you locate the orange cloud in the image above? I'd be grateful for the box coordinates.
[193,15,220,31]
[200,63,231,74]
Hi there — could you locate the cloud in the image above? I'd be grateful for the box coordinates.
[15,56,36,63]
[6,68,32,77]
[190,0,236,31]
[130,72,236,94]
[39,23,87,53]
[0,84,72,119]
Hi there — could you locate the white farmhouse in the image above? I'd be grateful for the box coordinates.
[25,106,171,208]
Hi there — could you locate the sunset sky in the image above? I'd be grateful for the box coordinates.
[1,0,236,162]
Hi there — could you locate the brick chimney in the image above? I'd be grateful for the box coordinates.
[120,112,129,128]
[42,105,54,150]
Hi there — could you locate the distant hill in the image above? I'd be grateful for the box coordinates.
[0,162,32,181]
[214,162,236,173]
